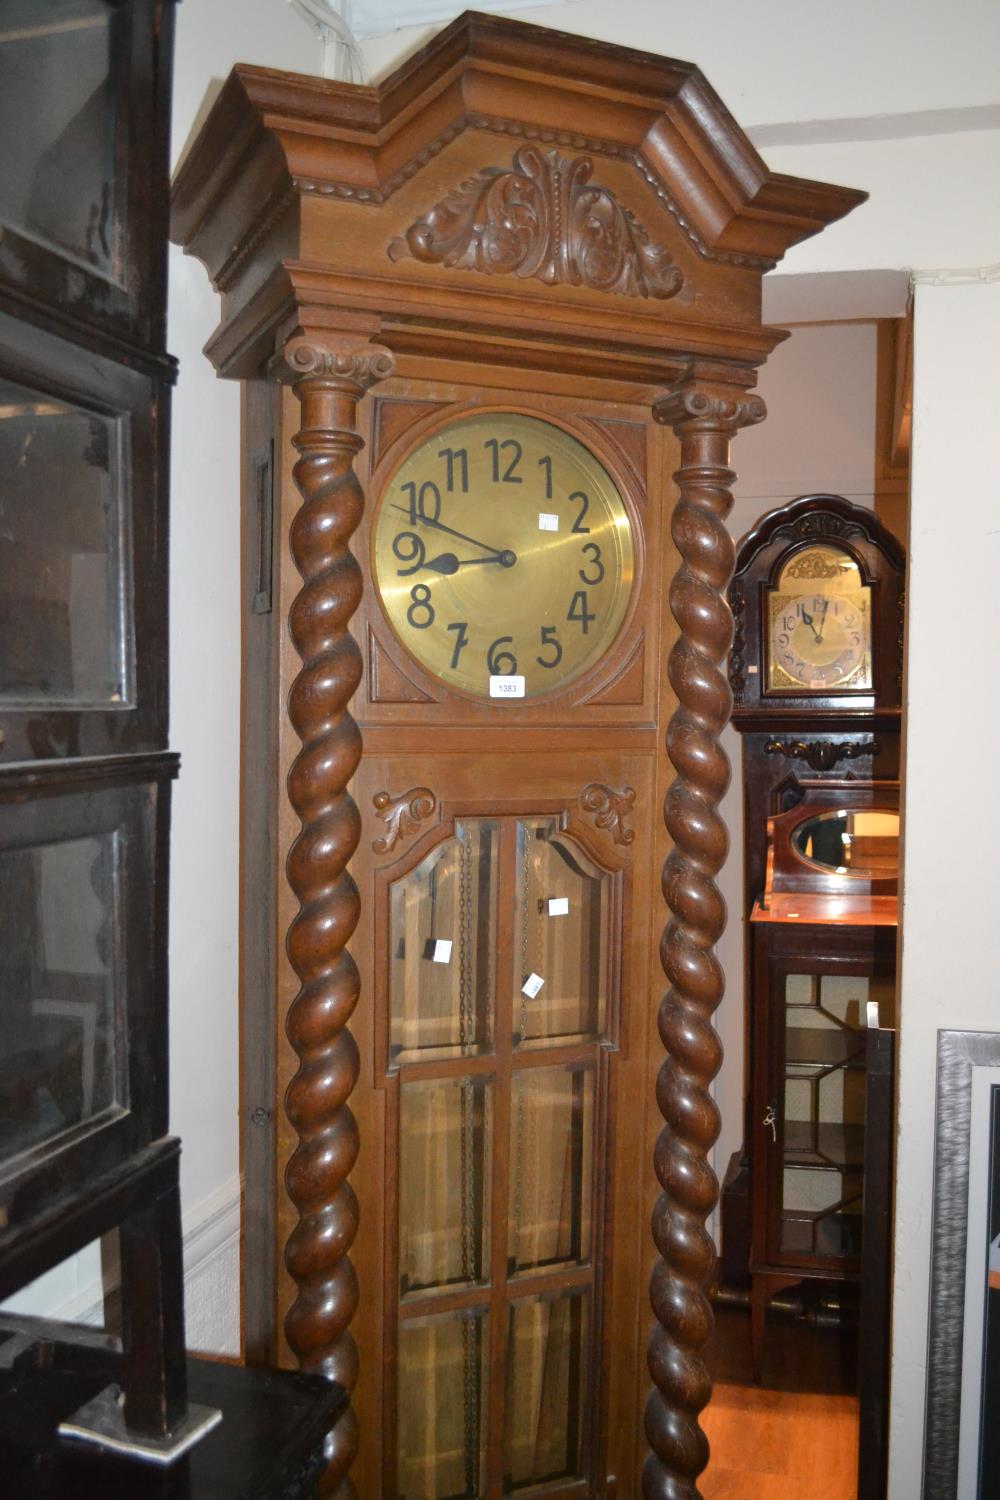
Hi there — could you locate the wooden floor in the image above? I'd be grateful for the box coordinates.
[700,1382,859,1500]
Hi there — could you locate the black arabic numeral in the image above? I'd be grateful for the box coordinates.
[567,590,596,635]
[536,625,562,669]
[447,621,469,669]
[438,447,469,493]
[538,454,553,500]
[400,478,442,525]
[570,490,590,534]
[578,541,604,586]
[407,584,435,630]
[487,636,518,674]
[392,531,426,577]
[485,437,523,484]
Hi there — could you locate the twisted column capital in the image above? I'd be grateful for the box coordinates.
[271,334,394,395]
[653,379,766,436]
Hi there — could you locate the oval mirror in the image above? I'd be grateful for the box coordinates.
[790,808,899,877]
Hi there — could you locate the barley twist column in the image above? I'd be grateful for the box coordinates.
[274,334,393,1499]
[643,379,765,1500]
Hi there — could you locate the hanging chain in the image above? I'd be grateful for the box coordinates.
[458,822,479,1492]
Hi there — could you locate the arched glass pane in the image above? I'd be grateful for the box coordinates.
[389,820,498,1062]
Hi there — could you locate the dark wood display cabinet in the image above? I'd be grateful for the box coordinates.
[0,0,213,1467]
[747,781,899,1381]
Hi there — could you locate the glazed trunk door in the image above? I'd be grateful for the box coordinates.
[764,948,895,1275]
[349,751,656,1500]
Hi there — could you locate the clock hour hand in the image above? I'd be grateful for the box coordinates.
[424,551,517,575]
[800,608,822,643]
[391,502,511,562]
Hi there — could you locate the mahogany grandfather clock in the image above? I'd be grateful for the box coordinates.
[171,15,863,1498]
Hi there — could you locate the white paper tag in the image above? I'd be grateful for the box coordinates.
[489,674,525,698]
[538,512,559,532]
[521,972,545,999]
[747,664,759,675]
[432,939,453,964]
[866,1000,880,1029]
[547,896,570,916]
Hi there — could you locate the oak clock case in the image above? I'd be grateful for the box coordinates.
[316,377,663,1500]
[169,14,865,1500]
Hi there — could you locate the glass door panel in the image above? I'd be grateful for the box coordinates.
[508,1064,594,1275]
[512,817,610,1047]
[0,830,120,1160]
[399,1076,492,1297]
[0,1,124,281]
[398,1309,488,1500]
[0,374,129,707]
[389,820,498,1062]
[779,973,869,1261]
[389,814,615,1498]
[503,1291,590,1491]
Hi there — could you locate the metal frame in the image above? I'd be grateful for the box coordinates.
[924,1029,1000,1498]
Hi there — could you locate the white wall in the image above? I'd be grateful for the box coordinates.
[886,274,1000,1499]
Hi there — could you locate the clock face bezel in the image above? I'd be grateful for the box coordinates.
[762,540,876,699]
[368,404,646,709]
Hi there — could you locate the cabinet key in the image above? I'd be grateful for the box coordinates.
[762,1104,777,1143]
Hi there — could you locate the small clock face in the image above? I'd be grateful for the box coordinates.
[766,544,873,692]
[372,413,635,700]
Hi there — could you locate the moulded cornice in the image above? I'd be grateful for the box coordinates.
[171,9,865,282]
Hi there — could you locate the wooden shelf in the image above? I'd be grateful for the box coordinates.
[785,1028,866,1069]
[783,1120,865,1169]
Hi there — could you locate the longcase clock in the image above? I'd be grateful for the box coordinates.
[171,16,863,1499]
[720,494,906,1387]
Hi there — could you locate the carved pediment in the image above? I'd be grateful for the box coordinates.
[388,146,683,301]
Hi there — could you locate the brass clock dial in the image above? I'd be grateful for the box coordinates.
[372,412,635,700]
[766,543,872,692]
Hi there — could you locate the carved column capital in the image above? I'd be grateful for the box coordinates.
[653,378,766,435]
[271,335,394,395]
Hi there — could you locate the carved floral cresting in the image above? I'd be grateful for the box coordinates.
[764,737,880,772]
[388,146,683,300]
[578,782,636,846]
[372,787,437,853]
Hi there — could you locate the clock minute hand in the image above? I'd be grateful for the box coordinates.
[816,597,830,643]
[391,503,509,560]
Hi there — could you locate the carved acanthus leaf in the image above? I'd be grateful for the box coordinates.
[372,787,437,854]
[578,782,636,846]
[764,738,880,772]
[388,146,683,301]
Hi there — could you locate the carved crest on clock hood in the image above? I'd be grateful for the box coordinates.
[388,145,683,301]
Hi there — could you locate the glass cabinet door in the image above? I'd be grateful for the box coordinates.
[386,814,619,1500]
[772,969,894,1266]
[0,374,129,709]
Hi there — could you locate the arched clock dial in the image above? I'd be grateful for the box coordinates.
[766,543,873,692]
[372,412,636,700]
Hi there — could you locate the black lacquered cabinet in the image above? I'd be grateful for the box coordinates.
[0,0,212,1465]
